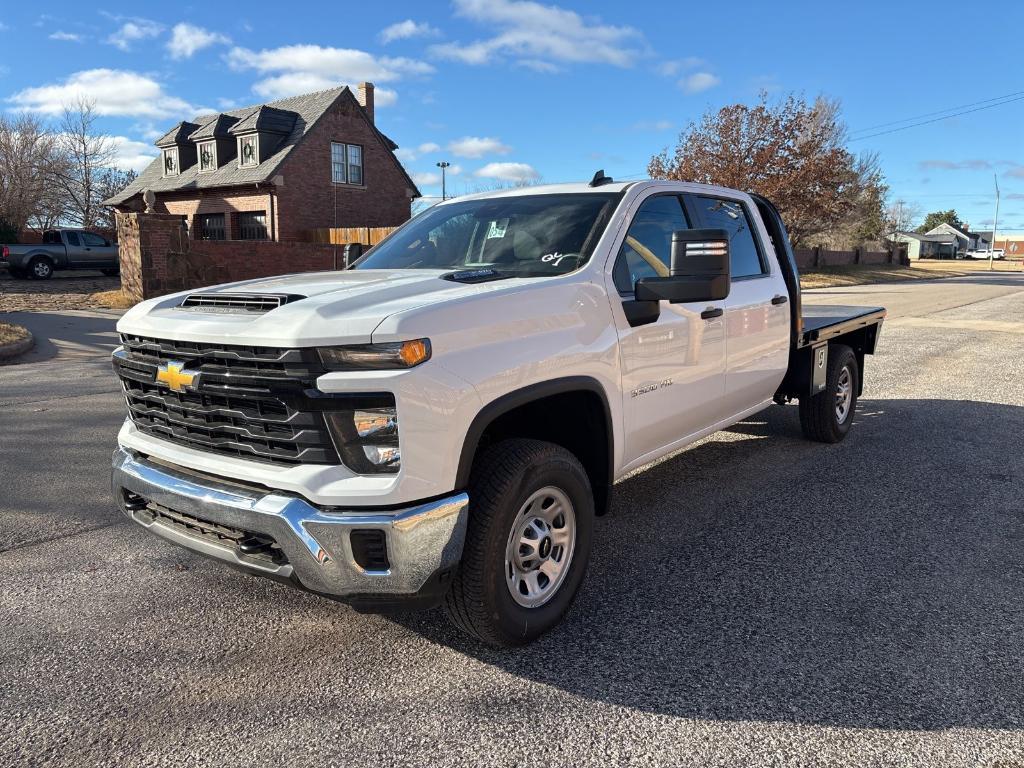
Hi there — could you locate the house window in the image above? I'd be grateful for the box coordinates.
[238,135,258,167]
[239,211,268,240]
[198,141,217,172]
[198,213,226,241]
[331,142,364,185]
[163,148,179,176]
[347,144,363,185]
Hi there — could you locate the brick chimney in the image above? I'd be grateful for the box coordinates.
[357,82,374,124]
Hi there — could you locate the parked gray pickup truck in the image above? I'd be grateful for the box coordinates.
[1,229,119,279]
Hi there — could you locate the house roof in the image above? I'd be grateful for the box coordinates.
[227,105,297,136]
[155,121,201,148]
[105,86,420,205]
[188,113,240,140]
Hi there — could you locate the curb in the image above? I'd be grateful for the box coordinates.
[0,331,35,362]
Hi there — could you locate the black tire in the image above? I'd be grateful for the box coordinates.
[799,343,859,443]
[101,268,120,277]
[444,438,594,647]
[28,256,54,280]
[7,266,28,279]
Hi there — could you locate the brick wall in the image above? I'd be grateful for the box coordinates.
[156,189,278,242]
[117,211,339,301]
[274,94,414,241]
[794,246,908,270]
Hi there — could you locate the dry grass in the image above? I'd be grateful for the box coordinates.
[0,322,31,345]
[800,259,1023,289]
[91,289,137,309]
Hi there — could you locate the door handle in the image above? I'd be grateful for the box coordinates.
[771,294,788,305]
[701,307,724,320]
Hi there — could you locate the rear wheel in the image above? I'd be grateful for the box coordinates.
[28,256,54,280]
[799,343,858,443]
[444,439,594,647]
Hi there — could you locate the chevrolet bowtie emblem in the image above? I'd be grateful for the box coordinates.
[155,361,198,393]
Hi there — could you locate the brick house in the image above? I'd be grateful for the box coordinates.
[104,83,419,242]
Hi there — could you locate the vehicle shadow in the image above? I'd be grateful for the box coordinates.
[0,310,121,365]
[392,398,1024,731]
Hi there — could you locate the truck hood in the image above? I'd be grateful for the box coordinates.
[116,269,518,346]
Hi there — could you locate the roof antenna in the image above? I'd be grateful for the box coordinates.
[589,169,613,187]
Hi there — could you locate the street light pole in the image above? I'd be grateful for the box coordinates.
[436,161,450,201]
[989,173,1000,272]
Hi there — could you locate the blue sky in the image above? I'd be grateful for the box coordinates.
[2,0,1023,231]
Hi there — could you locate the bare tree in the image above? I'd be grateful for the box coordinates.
[0,113,67,234]
[54,97,116,229]
[94,168,137,231]
[649,93,887,247]
[883,198,922,238]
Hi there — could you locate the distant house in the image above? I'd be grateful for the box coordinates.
[889,231,944,260]
[920,222,990,257]
[104,83,420,242]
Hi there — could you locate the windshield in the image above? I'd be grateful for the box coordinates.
[354,193,620,277]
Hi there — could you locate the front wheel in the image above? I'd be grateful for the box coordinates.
[799,343,859,443]
[444,439,594,647]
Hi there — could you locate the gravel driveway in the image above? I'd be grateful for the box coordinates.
[1,275,1023,767]
[0,270,119,312]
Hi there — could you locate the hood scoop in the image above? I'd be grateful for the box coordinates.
[440,268,513,284]
[178,292,306,314]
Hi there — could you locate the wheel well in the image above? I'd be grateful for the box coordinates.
[458,384,613,516]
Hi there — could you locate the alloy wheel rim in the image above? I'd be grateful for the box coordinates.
[835,365,853,423]
[504,486,576,609]
[34,262,50,277]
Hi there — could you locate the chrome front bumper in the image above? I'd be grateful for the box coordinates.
[111,447,469,603]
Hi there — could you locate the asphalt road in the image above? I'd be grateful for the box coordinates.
[2,275,1023,767]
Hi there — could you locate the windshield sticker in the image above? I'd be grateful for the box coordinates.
[541,252,572,267]
[486,219,509,239]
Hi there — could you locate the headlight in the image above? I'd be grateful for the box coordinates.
[325,399,401,474]
[318,339,430,371]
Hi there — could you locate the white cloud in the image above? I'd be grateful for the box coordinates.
[374,86,398,107]
[448,136,510,158]
[227,44,433,101]
[475,162,539,182]
[110,136,158,173]
[167,23,230,59]
[379,19,440,44]
[49,31,83,42]
[106,18,163,51]
[418,142,441,154]
[8,69,193,118]
[631,119,673,131]
[657,57,703,77]
[431,0,642,68]
[412,171,441,186]
[679,72,720,94]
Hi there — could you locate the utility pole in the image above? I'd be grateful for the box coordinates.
[436,161,450,201]
[989,173,1000,272]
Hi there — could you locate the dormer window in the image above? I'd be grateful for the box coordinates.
[198,141,217,172]
[238,135,258,167]
[163,148,179,177]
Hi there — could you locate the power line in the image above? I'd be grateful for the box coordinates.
[849,89,1024,136]
[849,94,1024,141]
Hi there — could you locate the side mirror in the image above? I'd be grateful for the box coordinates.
[342,242,364,268]
[635,228,730,303]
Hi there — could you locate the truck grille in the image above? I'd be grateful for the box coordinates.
[113,334,340,465]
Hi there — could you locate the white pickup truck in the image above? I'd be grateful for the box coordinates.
[111,176,885,646]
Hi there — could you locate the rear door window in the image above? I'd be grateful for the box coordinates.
[691,196,767,280]
[64,231,81,247]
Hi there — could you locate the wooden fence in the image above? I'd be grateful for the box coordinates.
[304,226,399,246]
